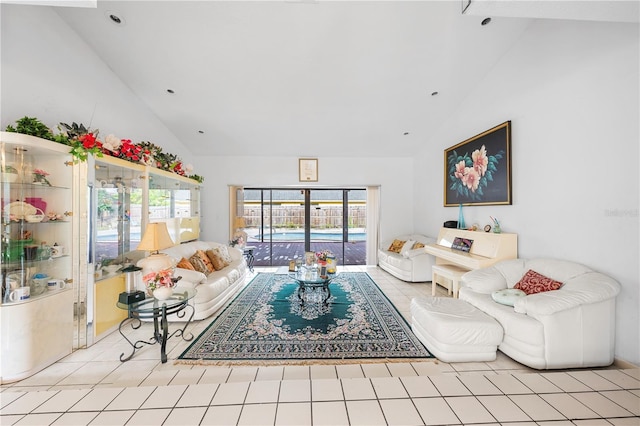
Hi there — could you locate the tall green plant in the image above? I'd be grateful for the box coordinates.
[5,116,54,140]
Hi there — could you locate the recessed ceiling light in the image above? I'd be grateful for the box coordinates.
[198,130,205,134]
[481,17,491,26]
[431,91,439,96]
[403,132,410,136]
[167,89,175,94]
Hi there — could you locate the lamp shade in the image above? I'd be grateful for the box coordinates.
[137,222,175,253]
[233,217,246,229]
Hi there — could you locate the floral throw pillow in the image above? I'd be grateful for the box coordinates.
[388,239,406,253]
[189,253,210,274]
[514,269,563,295]
[195,250,215,273]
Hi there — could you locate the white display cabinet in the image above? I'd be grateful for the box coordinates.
[0,132,78,383]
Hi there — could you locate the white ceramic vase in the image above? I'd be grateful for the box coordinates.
[153,286,173,300]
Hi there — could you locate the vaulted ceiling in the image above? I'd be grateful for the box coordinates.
[49,1,637,157]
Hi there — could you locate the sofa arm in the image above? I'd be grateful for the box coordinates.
[514,272,621,316]
[403,248,428,259]
[460,267,507,294]
[173,268,207,284]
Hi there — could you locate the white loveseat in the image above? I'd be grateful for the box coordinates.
[378,234,436,282]
[160,241,249,320]
[459,258,621,369]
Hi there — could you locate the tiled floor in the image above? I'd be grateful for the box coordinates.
[1,266,639,425]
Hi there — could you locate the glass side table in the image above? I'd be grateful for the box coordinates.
[116,287,196,363]
[243,246,255,272]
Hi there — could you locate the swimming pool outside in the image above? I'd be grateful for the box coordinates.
[250,231,366,242]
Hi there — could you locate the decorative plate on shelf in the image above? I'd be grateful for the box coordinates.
[4,201,37,220]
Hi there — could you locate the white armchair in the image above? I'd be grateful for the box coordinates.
[459,258,621,369]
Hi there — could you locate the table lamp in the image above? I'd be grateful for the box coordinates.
[232,217,247,248]
[136,222,175,275]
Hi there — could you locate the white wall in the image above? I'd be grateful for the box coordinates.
[415,19,639,365]
[193,155,414,252]
[0,5,193,163]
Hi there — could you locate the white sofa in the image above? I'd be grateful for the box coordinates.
[459,258,621,369]
[160,241,249,320]
[378,234,436,282]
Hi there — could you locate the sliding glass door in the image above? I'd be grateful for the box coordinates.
[242,188,366,267]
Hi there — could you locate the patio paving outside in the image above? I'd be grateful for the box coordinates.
[247,240,367,267]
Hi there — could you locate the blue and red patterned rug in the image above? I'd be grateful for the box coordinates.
[178,272,433,364]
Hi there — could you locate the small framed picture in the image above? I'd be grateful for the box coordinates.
[299,158,318,182]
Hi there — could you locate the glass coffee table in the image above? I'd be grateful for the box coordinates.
[116,287,196,363]
[288,268,339,306]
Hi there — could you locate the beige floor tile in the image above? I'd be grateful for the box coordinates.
[245,380,280,404]
[311,378,344,401]
[486,373,533,394]
[50,411,98,425]
[33,388,91,413]
[540,372,593,392]
[361,363,391,378]
[228,366,259,382]
[12,412,63,425]
[371,377,408,399]
[512,372,563,394]
[282,365,310,380]
[600,390,640,416]
[458,374,502,395]
[595,370,640,389]
[87,410,135,425]
[535,421,574,426]
[0,391,26,409]
[275,402,311,425]
[176,383,218,407]
[336,364,365,379]
[210,382,249,405]
[68,387,122,412]
[279,379,311,402]
[237,402,277,426]
[169,369,205,385]
[607,417,640,425]
[477,395,531,422]
[255,366,285,381]
[413,397,461,425]
[309,365,337,380]
[341,378,376,400]
[57,362,122,387]
[9,362,86,387]
[620,368,640,380]
[568,370,623,391]
[139,369,179,387]
[572,419,616,426]
[451,361,492,372]
[570,392,635,418]
[104,386,155,411]
[540,393,599,419]
[508,394,566,421]
[140,384,187,409]
[379,398,424,425]
[162,406,207,426]
[429,374,470,396]
[198,367,231,384]
[411,360,453,376]
[446,395,496,424]
[400,376,440,398]
[125,408,171,425]
[1,390,58,415]
[311,401,349,426]
[386,362,417,377]
[346,399,386,426]
[200,405,242,426]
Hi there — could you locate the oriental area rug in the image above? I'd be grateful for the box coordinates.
[177,272,433,365]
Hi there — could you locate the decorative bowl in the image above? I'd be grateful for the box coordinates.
[25,214,44,223]
[103,264,121,274]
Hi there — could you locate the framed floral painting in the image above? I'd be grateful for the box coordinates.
[444,121,512,206]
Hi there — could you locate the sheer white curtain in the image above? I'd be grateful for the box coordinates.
[366,186,381,265]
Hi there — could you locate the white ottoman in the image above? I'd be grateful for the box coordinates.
[411,296,503,362]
